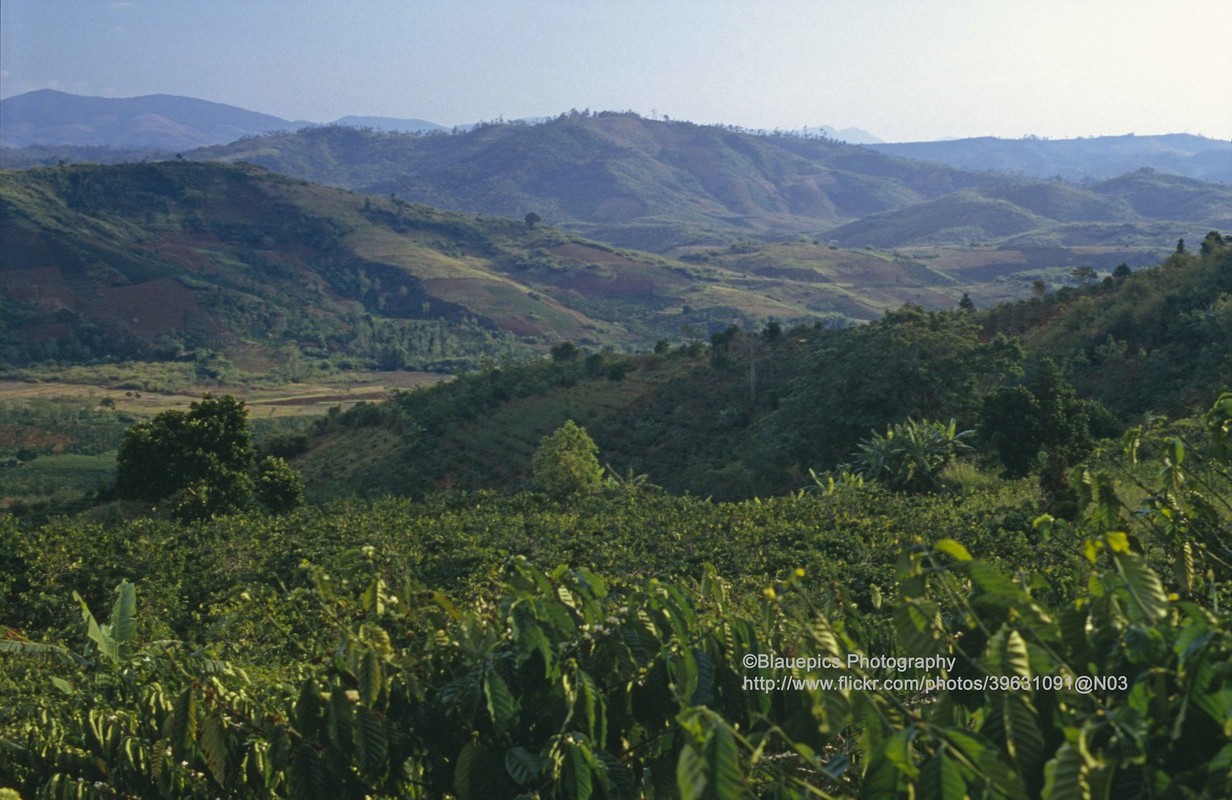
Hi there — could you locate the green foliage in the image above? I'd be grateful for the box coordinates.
[255,455,305,514]
[984,239,1232,416]
[532,420,604,499]
[112,394,305,521]
[115,394,254,515]
[980,359,1120,478]
[772,306,1022,474]
[852,417,973,492]
[6,398,1232,797]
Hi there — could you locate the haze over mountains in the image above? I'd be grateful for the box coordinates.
[0,90,445,150]
[871,134,1232,184]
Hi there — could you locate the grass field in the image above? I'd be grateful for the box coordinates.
[0,364,451,511]
[0,367,449,418]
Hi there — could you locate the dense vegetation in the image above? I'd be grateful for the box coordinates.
[1,235,1230,798]
[2,388,1231,796]
[288,239,1230,503]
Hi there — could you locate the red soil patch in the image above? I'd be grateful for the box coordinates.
[97,277,201,335]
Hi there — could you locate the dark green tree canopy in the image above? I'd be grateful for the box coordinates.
[115,395,253,504]
[110,394,309,520]
[979,358,1120,477]
[770,306,1022,472]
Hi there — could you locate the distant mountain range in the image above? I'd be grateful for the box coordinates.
[0,90,448,151]
[869,134,1232,184]
[0,160,986,368]
[5,161,1168,369]
[0,90,312,150]
[190,113,1231,252]
[2,91,1229,273]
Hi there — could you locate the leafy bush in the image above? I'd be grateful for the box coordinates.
[532,420,604,498]
[255,455,305,513]
[852,417,973,492]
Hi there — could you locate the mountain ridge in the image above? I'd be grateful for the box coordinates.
[869,133,1232,184]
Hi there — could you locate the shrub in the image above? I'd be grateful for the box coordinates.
[532,420,604,498]
[851,417,973,492]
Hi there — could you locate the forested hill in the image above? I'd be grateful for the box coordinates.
[293,236,1232,502]
[191,113,1232,253]
[6,160,930,369]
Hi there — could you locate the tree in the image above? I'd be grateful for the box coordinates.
[958,293,975,312]
[550,341,580,362]
[532,420,603,498]
[116,395,253,505]
[255,456,305,513]
[771,306,1022,472]
[524,212,542,230]
[979,359,1119,478]
[1200,230,1225,257]
[114,395,302,520]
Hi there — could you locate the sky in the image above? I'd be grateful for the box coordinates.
[2,0,1230,143]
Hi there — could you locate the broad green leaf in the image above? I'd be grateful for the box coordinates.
[549,735,595,800]
[1042,742,1085,800]
[358,648,382,706]
[289,744,326,800]
[110,580,137,655]
[199,712,228,786]
[1112,553,1169,622]
[167,686,197,757]
[326,686,354,754]
[505,746,541,787]
[690,649,715,707]
[918,749,967,800]
[895,598,944,658]
[75,591,118,664]
[983,694,1045,777]
[484,669,517,734]
[296,678,322,738]
[356,703,387,780]
[935,538,972,561]
[940,728,1028,800]
[1002,628,1032,680]
[882,728,920,779]
[677,721,746,800]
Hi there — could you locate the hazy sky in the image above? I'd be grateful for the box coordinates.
[3,0,1230,142]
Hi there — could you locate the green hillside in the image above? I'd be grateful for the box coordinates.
[1,161,882,369]
[4,246,1232,797]
[289,237,1232,502]
[9,160,1159,375]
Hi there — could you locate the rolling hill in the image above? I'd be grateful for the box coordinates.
[289,237,1232,502]
[1,160,1031,369]
[192,113,1232,253]
[188,114,1014,250]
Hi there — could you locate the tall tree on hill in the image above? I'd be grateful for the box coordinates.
[532,420,604,499]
